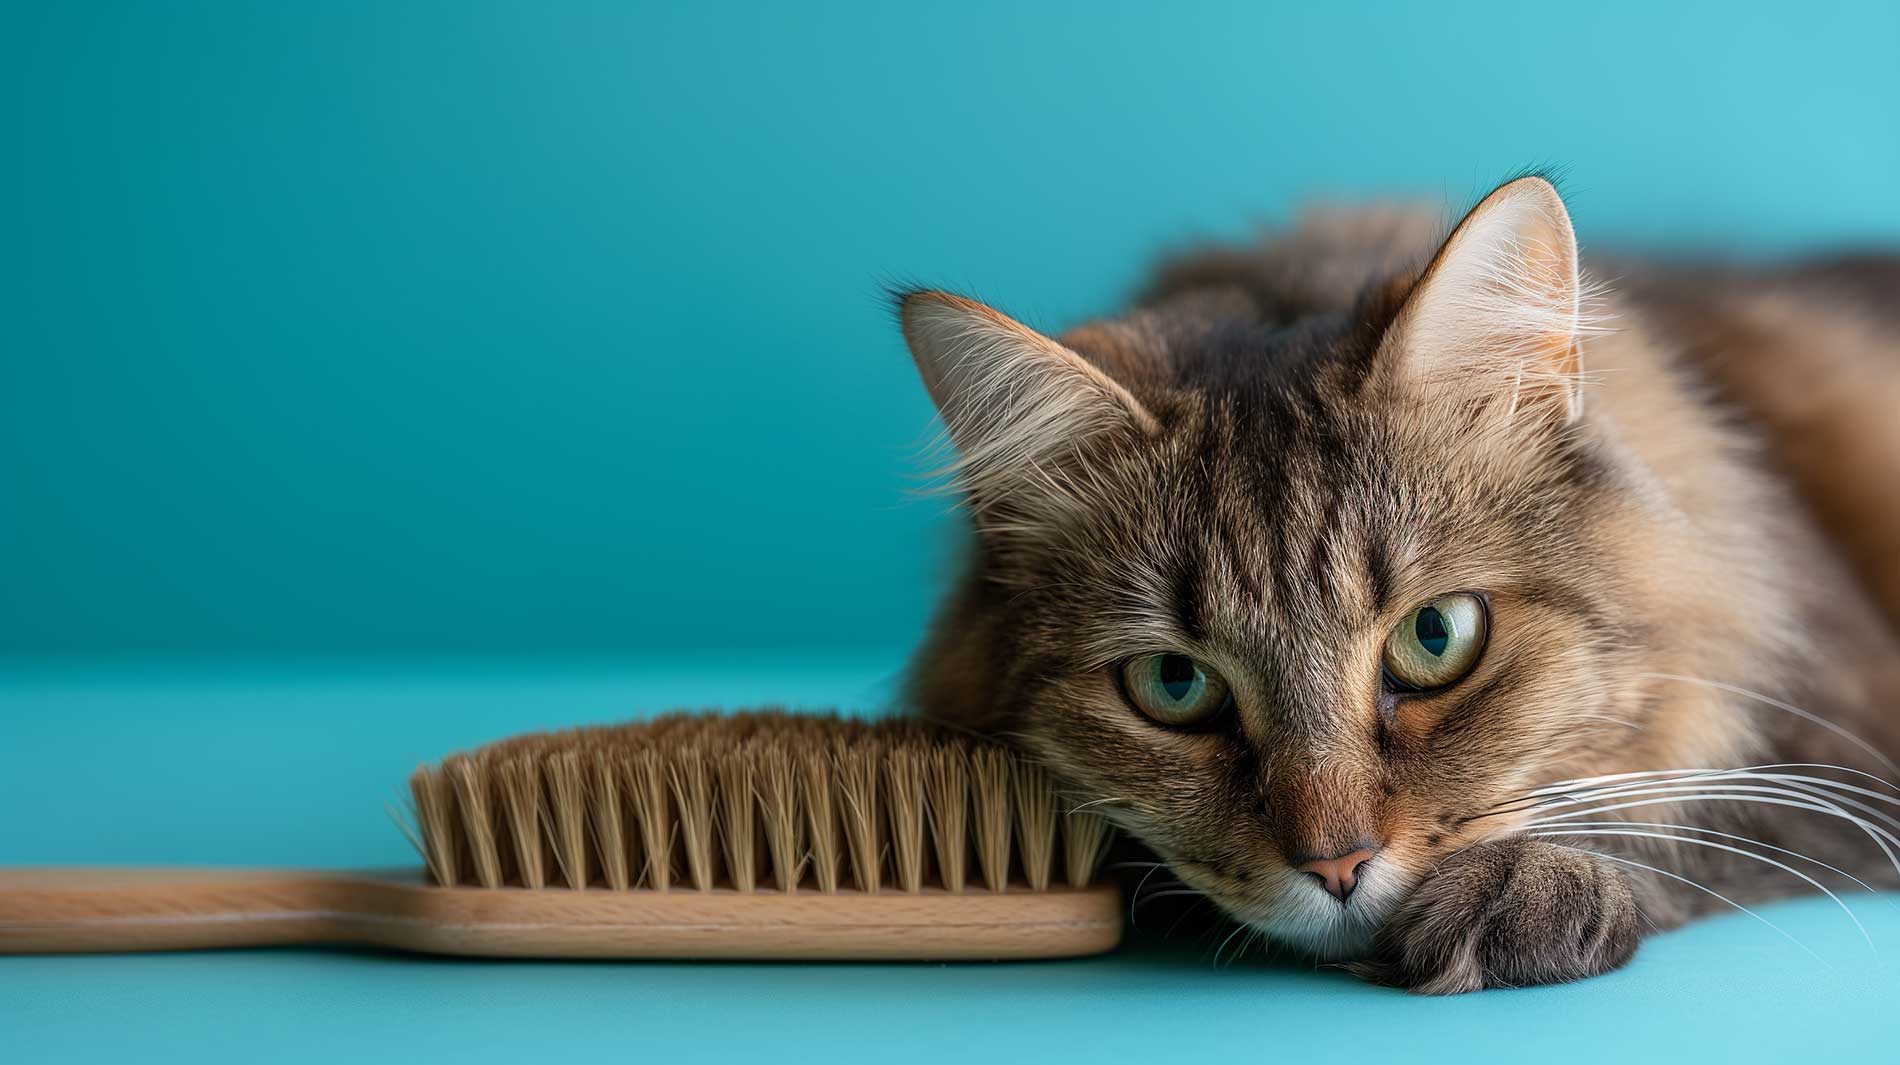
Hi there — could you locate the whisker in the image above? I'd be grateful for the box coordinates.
[1525,788,1900,875]
[1525,783,1897,834]
[1513,767,1745,802]
[1532,827,1872,948]
[1128,861,1178,931]
[1771,781,1900,868]
[1473,772,1751,824]
[1638,673,1900,779]
[1533,767,1900,807]
[1243,927,1267,967]
[1583,850,1823,962]
[1756,773,1900,811]
[1068,796,1128,814]
[1213,921,1251,968]
[1481,762,1900,822]
[1474,768,1752,822]
[1574,713,1642,730]
[1527,773,1900,847]
[1132,887,1202,907]
[1541,819,1896,903]
[1764,778,1900,833]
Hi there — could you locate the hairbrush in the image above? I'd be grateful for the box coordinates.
[0,711,1123,960]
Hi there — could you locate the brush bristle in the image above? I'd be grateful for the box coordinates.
[404,711,1115,893]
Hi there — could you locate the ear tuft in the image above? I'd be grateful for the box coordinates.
[1383,176,1598,422]
[899,290,1155,505]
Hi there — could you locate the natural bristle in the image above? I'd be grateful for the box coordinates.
[405,711,1115,894]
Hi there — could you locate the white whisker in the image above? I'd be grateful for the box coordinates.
[1639,672,1900,779]
[1524,772,1900,856]
[1574,713,1642,730]
[1525,782,1900,837]
[1212,921,1251,968]
[1128,862,1180,931]
[1532,827,1872,948]
[1132,888,1207,909]
[1514,762,1900,805]
[1542,769,1900,810]
[1542,819,1895,901]
[1767,779,1900,834]
[1491,767,1900,836]
[1760,774,1900,812]
[1583,850,1823,962]
[1526,788,1900,875]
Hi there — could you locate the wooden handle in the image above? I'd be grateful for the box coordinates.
[0,867,1124,960]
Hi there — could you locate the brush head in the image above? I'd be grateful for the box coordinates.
[404,710,1115,895]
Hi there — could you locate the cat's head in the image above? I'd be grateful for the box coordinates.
[897,177,1753,957]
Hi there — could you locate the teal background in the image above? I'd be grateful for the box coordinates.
[5,3,1900,1062]
[5,0,1899,661]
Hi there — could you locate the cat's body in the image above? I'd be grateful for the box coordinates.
[898,178,1900,992]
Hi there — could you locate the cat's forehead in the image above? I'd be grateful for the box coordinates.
[1064,405,1403,677]
[1055,296,1588,672]
[1065,300,1374,407]
[1193,436,1393,631]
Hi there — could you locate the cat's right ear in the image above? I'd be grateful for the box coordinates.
[1377,176,1589,423]
[898,291,1157,502]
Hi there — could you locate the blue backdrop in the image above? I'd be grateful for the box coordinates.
[5,1,1899,661]
[8,8,1900,1063]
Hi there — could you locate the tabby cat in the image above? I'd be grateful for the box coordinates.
[898,175,1900,992]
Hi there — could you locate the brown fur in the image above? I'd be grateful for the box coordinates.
[895,176,1900,992]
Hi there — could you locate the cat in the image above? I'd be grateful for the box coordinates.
[896,174,1900,993]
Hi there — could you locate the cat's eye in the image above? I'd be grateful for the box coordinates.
[1382,593,1488,692]
[1121,653,1232,726]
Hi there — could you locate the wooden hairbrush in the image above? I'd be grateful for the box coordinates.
[0,712,1125,960]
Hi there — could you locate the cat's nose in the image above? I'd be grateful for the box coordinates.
[1295,847,1380,902]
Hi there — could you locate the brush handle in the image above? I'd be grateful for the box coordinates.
[0,868,1123,960]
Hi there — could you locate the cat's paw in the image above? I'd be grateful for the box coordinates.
[1348,836,1641,994]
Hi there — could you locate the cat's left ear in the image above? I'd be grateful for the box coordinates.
[899,290,1157,505]
[1380,175,1587,422]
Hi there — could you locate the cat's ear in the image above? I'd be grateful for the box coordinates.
[1381,176,1588,421]
[899,290,1156,501]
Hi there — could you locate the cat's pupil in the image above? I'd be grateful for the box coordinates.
[1415,606,1450,657]
[1158,654,1198,701]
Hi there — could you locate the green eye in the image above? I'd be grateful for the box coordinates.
[1382,593,1488,691]
[1122,653,1232,726]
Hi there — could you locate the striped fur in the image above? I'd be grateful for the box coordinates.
[898,176,1900,991]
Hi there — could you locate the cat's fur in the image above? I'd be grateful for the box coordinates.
[897,176,1900,993]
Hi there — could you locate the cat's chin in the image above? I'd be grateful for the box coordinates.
[1231,863,1413,961]
[1251,898,1382,961]
[1261,920,1376,961]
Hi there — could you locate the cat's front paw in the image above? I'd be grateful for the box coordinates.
[1349,836,1641,994]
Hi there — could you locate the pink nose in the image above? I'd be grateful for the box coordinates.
[1296,848,1379,902]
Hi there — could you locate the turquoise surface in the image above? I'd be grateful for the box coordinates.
[4,662,1900,1062]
